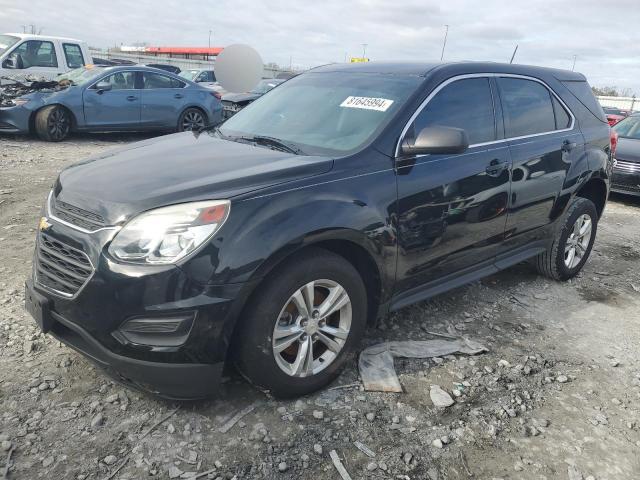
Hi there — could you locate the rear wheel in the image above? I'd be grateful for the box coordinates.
[35,105,71,142]
[234,248,367,397]
[534,197,598,281]
[178,108,206,132]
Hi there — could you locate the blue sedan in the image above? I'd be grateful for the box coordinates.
[0,65,223,141]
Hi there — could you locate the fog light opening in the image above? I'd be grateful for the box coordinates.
[114,313,196,347]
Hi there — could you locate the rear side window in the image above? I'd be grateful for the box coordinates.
[498,78,556,138]
[196,71,215,82]
[561,80,607,122]
[63,43,84,69]
[411,77,496,145]
[552,96,571,129]
[143,72,185,89]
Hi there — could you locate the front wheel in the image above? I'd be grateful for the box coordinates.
[234,248,367,397]
[177,108,207,132]
[34,105,71,142]
[534,197,598,281]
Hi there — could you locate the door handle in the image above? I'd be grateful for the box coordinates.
[126,95,137,101]
[485,159,509,177]
[562,140,576,152]
[174,93,184,99]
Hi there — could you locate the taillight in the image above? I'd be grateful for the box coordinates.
[211,91,222,100]
[610,129,618,158]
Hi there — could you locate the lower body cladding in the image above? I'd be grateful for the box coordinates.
[611,160,640,196]
[25,226,251,400]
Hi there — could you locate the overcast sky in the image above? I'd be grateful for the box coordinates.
[2,0,639,92]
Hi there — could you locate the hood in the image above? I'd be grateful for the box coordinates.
[56,131,333,224]
[615,137,640,163]
[222,92,260,104]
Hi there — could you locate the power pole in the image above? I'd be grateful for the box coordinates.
[440,25,449,61]
[208,30,212,49]
[571,54,577,71]
[509,45,518,64]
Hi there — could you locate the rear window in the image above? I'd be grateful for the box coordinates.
[498,78,556,138]
[561,80,607,123]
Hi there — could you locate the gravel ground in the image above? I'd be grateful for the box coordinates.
[1,133,639,480]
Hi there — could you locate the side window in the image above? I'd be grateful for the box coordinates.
[498,78,556,138]
[99,71,136,90]
[143,72,185,89]
[195,72,207,82]
[63,44,84,69]
[209,71,216,82]
[410,78,496,145]
[551,95,571,129]
[12,40,58,68]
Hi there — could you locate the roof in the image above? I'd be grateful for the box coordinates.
[4,33,86,44]
[310,61,586,82]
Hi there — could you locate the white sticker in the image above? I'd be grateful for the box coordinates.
[340,96,394,112]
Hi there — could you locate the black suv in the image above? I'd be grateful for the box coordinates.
[25,62,612,399]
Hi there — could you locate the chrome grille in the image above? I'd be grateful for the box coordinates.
[51,196,106,231]
[614,159,640,174]
[35,233,93,297]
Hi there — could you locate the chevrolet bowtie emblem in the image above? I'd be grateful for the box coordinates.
[39,217,52,231]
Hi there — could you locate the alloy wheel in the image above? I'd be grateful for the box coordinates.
[47,109,69,140]
[181,110,205,131]
[272,279,352,378]
[564,213,593,268]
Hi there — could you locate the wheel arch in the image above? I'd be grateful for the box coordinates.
[29,103,77,134]
[575,176,608,218]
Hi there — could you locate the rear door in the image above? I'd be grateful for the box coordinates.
[83,70,141,128]
[395,76,512,293]
[496,76,584,245]
[140,72,188,128]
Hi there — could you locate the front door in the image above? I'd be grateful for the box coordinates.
[83,71,141,128]
[395,76,512,294]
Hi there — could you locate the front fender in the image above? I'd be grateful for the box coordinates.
[179,166,398,301]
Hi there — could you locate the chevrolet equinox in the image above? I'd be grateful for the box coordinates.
[25,62,612,399]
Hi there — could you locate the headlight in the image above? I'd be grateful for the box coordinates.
[10,98,30,107]
[108,200,230,264]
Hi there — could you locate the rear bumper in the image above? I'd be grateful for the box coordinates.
[49,308,224,399]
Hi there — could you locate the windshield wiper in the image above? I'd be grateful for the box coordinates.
[246,135,305,155]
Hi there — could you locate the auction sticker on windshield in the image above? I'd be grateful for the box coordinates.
[340,96,394,112]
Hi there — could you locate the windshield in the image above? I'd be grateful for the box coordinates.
[250,79,283,94]
[58,66,106,85]
[0,35,19,56]
[179,70,200,81]
[220,71,422,155]
[613,115,640,139]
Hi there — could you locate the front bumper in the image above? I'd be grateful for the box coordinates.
[611,160,640,196]
[26,216,253,399]
[0,105,32,133]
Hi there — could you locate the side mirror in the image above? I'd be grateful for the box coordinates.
[3,53,24,70]
[401,126,469,156]
[94,81,112,93]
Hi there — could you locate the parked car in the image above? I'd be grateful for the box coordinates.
[221,78,284,118]
[0,65,222,141]
[25,62,611,399]
[179,68,216,86]
[0,33,90,81]
[146,64,181,74]
[602,106,628,126]
[611,114,640,196]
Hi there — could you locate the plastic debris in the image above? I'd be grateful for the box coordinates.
[329,450,353,480]
[358,337,488,392]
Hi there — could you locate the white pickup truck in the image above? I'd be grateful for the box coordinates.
[0,33,91,81]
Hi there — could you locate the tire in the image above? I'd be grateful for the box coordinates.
[534,197,598,281]
[234,248,368,397]
[177,108,207,132]
[34,105,71,142]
